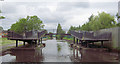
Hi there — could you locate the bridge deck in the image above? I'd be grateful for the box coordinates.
[70,30,111,41]
[70,30,112,48]
[78,38,109,41]
[8,37,40,41]
[7,30,46,41]
[7,30,47,47]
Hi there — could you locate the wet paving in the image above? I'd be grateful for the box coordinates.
[0,38,119,62]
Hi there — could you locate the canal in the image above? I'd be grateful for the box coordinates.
[0,38,119,63]
[1,38,73,62]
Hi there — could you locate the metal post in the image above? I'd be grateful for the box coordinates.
[38,32,39,38]
[101,41,104,48]
[85,42,88,47]
[41,38,42,43]
[76,39,78,44]
[23,41,25,45]
[73,37,75,44]
[87,43,89,48]
[81,41,83,46]
[16,40,18,47]
[38,39,40,45]
[78,39,79,44]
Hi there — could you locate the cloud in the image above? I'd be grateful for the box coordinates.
[56,2,90,11]
[1,2,118,30]
[3,0,119,2]
[3,0,89,2]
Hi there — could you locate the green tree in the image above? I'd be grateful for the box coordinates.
[67,26,76,34]
[97,12,116,29]
[67,25,81,34]
[0,26,3,30]
[0,16,5,19]
[88,14,94,21]
[0,10,4,30]
[116,13,120,19]
[56,23,65,39]
[0,10,5,19]
[81,12,116,31]
[10,15,44,34]
[0,10,1,13]
[57,23,65,34]
[116,13,120,27]
[117,23,120,26]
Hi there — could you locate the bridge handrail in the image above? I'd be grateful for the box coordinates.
[94,32,112,40]
[38,30,47,38]
[70,30,83,39]
[25,31,33,38]
[7,31,23,38]
[70,30,112,40]
[8,30,47,39]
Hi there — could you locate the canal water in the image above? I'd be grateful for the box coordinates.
[42,38,72,62]
[0,38,119,63]
[0,38,73,62]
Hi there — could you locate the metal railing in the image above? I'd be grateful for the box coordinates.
[70,30,112,40]
[7,30,47,39]
[7,31,23,38]
[38,30,47,38]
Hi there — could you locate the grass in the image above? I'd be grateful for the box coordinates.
[0,42,23,52]
[63,37,73,41]
[0,37,23,51]
[1,38,16,45]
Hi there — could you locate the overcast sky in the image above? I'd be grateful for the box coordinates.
[0,0,119,30]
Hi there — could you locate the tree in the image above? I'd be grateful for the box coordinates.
[0,16,5,19]
[57,23,65,34]
[0,10,1,13]
[0,26,3,30]
[56,23,65,39]
[0,10,4,30]
[0,10,5,19]
[116,13,120,19]
[67,26,76,34]
[97,12,116,29]
[10,15,44,34]
[116,13,120,27]
[80,12,116,31]
[67,25,82,34]
[88,14,94,22]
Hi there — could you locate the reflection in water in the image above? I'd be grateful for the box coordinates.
[42,38,72,62]
[70,48,81,62]
[57,43,61,52]
[10,47,44,62]
[1,38,118,62]
[1,54,16,62]
[1,38,72,62]
[71,47,118,62]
